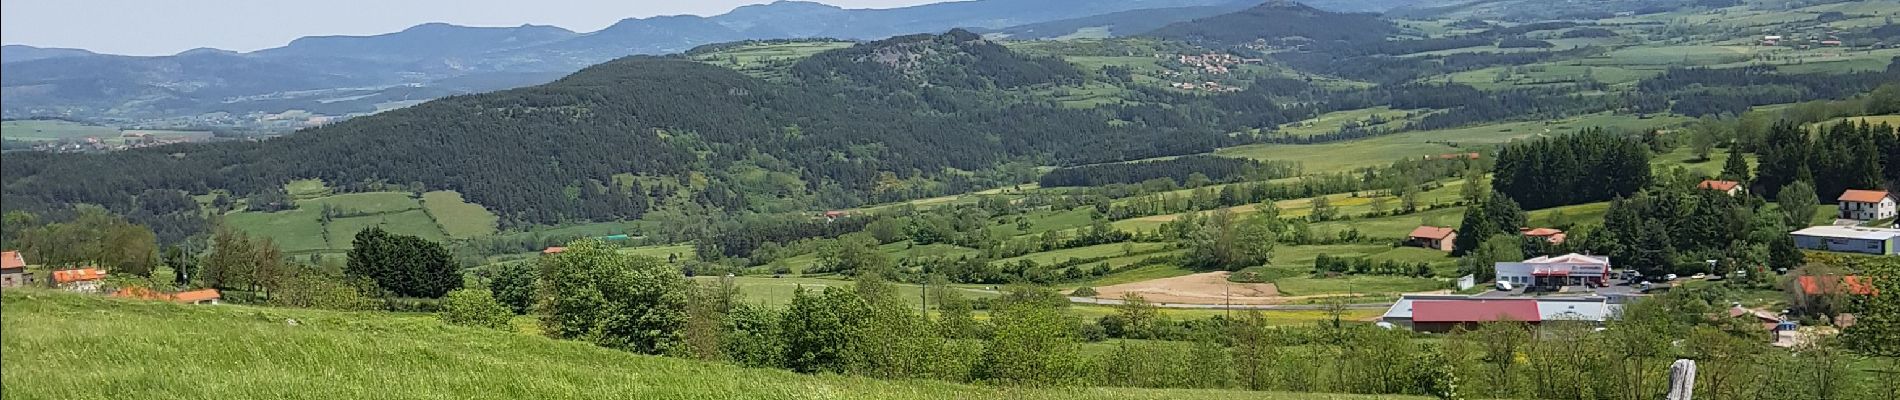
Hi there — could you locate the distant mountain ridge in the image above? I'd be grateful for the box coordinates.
[1145,0,1399,46]
[1,0,1256,121]
[0,0,1432,122]
[1,45,98,64]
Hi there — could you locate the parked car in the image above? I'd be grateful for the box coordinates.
[1496,281,1514,291]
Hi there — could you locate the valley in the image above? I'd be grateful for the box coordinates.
[3,0,1899,399]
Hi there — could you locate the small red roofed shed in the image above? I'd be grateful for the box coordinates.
[1407,226,1457,252]
[1697,180,1742,195]
[543,247,567,254]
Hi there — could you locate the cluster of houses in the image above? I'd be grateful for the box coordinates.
[1171,52,1261,75]
[1760,34,1845,48]
[1381,251,1865,346]
[0,250,220,304]
[1168,81,1243,92]
[1409,185,1900,256]
[25,133,204,153]
[1404,225,1566,252]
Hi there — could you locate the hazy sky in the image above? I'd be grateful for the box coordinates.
[2,0,938,56]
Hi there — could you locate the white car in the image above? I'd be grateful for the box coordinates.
[1665,274,1678,281]
[1496,281,1514,291]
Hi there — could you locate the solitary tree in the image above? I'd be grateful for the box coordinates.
[346,227,461,298]
[538,239,689,354]
[1777,180,1819,227]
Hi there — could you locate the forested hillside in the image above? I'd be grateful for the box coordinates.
[1,31,1231,228]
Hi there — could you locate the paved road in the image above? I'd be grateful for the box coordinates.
[1066,296,1391,310]
[955,287,1392,310]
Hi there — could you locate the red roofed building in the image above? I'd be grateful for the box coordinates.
[52,268,107,293]
[542,247,567,254]
[1,250,27,288]
[1520,228,1566,245]
[1838,189,1895,221]
[1697,180,1743,196]
[172,289,223,304]
[1797,275,1875,296]
[1410,299,1542,333]
[1406,226,1458,252]
[114,287,223,304]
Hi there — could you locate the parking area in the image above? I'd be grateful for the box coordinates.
[1476,274,1663,298]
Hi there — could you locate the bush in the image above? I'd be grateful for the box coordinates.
[1070,286,1099,297]
[439,289,514,330]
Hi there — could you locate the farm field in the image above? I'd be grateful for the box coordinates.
[1216,113,1692,173]
[1,290,1418,400]
[1112,177,1470,233]
[421,191,498,239]
[687,276,1000,308]
[1273,107,1419,137]
[688,41,854,80]
[992,242,1169,267]
[225,181,498,255]
[0,120,213,144]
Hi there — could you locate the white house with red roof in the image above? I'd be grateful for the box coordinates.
[1494,253,1611,289]
[1,251,28,288]
[1837,189,1895,221]
[1697,180,1743,196]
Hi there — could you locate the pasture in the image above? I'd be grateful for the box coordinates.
[0,290,1418,400]
[1218,113,1691,173]
[421,191,499,238]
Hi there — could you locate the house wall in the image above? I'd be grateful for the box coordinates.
[1840,199,1898,221]
[1409,235,1456,252]
[1,272,24,288]
[1793,234,1896,255]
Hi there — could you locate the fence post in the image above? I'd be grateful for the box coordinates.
[1666,359,1696,400]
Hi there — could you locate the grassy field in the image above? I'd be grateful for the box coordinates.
[1442,63,1658,90]
[620,243,696,261]
[688,276,1001,308]
[1274,107,1418,137]
[688,41,854,80]
[1,120,118,140]
[326,209,447,244]
[993,242,1169,266]
[1217,113,1691,173]
[421,191,498,238]
[1271,275,1446,297]
[223,207,331,253]
[0,290,1418,400]
[227,183,489,254]
[0,120,212,144]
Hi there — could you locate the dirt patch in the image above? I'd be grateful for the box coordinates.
[1090,272,1287,305]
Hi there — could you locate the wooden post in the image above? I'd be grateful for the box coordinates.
[1666,359,1696,400]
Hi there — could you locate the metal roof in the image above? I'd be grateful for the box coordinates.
[1791,225,1900,241]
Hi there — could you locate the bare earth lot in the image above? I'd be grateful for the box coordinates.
[1090,272,1285,305]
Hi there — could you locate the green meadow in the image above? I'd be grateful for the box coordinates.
[0,290,1415,400]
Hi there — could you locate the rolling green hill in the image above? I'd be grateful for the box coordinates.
[0,290,1417,400]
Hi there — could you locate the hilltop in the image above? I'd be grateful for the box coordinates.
[0,290,1418,400]
[1145,0,1397,46]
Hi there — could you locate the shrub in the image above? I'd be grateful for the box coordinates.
[1070,286,1099,297]
[439,289,513,330]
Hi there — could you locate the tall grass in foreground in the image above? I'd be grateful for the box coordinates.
[0,290,1419,400]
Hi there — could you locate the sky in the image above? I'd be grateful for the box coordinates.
[2,0,938,56]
